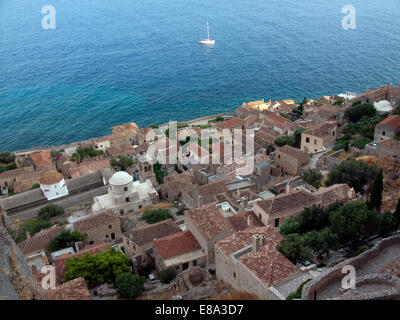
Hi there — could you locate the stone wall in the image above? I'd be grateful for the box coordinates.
[302,234,400,300]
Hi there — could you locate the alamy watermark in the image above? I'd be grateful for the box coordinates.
[342,5,356,30]
[42,5,56,30]
[341,265,356,290]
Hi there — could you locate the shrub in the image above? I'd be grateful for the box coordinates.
[115,273,145,299]
[301,169,322,188]
[157,268,177,284]
[351,137,371,149]
[344,103,376,123]
[48,230,86,252]
[38,204,65,221]
[286,279,312,300]
[141,209,173,224]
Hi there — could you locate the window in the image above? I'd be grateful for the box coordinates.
[89,241,94,245]
[274,218,279,227]
[314,139,317,145]
[105,235,109,238]
[126,197,130,202]
[382,131,386,136]
[306,137,310,143]
[108,225,112,229]
[124,187,128,192]
[120,209,124,215]
[193,260,197,266]
[333,131,335,136]
[111,233,115,240]
[233,272,236,278]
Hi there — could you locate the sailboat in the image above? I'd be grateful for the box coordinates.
[199,22,215,45]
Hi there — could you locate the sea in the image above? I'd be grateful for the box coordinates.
[1,0,400,151]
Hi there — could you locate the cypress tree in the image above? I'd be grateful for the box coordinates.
[368,169,383,211]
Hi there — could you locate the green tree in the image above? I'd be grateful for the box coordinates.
[344,103,376,123]
[63,247,131,286]
[153,161,168,184]
[0,151,16,163]
[110,156,133,171]
[157,268,177,284]
[277,233,313,264]
[37,204,65,221]
[301,169,323,188]
[394,198,400,227]
[140,209,173,224]
[47,230,86,252]
[378,211,398,238]
[329,201,378,249]
[275,135,296,148]
[325,160,379,193]
[115,273,145,299]
[368,169,383,211]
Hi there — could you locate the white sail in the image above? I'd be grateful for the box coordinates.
[200,21,215,45]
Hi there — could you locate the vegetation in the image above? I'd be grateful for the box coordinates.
[368,169,383,211]
[350,137,372,149]
[110,156,133,171]
[344,103,376,123]
[71,147,104,163]
[63,247,131,286]
[154,161,168,184]
[0,162,17,174]
[0,151,16,164]
[37,204,65,221]
[115,273,145,299]
[47,230,86,252]
[278,200,397,263]
[157,268,177,284]
[286,279,312,300]
[208,116,224,123]
[31,183,40,190]
[325,160,379,193]
[274,127,307,148]
[301,169,323,188]
[141,209,173,224]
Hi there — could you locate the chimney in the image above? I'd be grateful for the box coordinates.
[26,231,31,239]
[74,241,84,252]
[252,234,261,254]
[247,215,253,227]
[286,183,291,194]
[198,195,202,208]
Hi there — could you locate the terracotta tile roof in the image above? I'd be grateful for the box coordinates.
[216,118,245,130]
[111,122,140,135]
[216,226,281,256]
[69,158,111,178]
[125,219,181,245]
[0,165,34,179]
[265,113,292,124]
[154,230,201,259]
[186,203,263,241]
[106,144,136,158]
[226,211,264,231]
[30,151,52,168]
[254,190,315,216]
[39,171,64,185]
[312,184,352,206]
[277,145,310,164]
[377,115,400,130]
[73,211,120,233]
[304,121,337,138]
[54,242,111,284]
[239,244,299,287]
[161,172,195,194]
[49,277,91,300]
[17,225,65,255]
[198,180,228,198]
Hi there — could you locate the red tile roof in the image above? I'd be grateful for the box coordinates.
[73,211,120,233]
[39,171,64,185]
[216,118,245,130]
[239,244,299,287]
[49,277,91,300]
[265,113,292,124]
[125,219,182,245]
[30,151,52,168]
[377,115,400,130]
[17,225,65,255]
[154,231,201,259]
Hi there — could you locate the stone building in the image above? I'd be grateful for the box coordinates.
[376,138,400,159]
[185,202,263,264]
[374,115,400,142]
[182,180,228,209]
[72,211,121,244]
[111,122,140,145]
[215,226,299,300]
[39,171,69,201]
[262,113,298,136]
[122,219,182,259]
[301,121,337,153]
[351,84,400,106]
[138,155,157,186]
[274,145,310,176]
[153,230,206,272]
[92,171,158,215]
[215,118,245,131]
[253,184,354,227]
[160,172,196,202]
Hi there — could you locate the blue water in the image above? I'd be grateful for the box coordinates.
[1,0,400,151]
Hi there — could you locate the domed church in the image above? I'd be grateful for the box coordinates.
[92,171,158,215]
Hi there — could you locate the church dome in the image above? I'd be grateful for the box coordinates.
[109,171,133,186]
